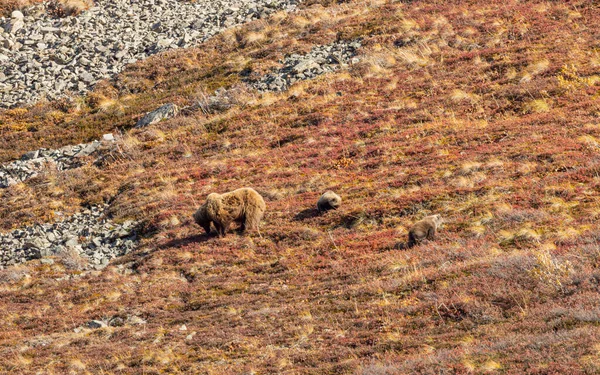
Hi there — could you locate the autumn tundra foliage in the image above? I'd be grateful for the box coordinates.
[2,0,600,374]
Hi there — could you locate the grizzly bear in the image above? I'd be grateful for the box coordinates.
[406,214,443,248]
[317,191,342,213]
[193,187,266,237]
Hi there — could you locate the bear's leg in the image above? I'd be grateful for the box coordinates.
[244,206,264,232]
[213,222,224,237]
[407,232,416,248]
[239,215,247,232]
[219,220,231,237]
[426,227,436,240]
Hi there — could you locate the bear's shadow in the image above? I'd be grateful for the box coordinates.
[159,233,212,249]
[293,208,320,221]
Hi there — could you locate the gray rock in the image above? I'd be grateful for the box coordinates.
[81,72,95,83]
[86,320,107,329]
[4,19,24,34]
[1,138,115,188]
[23,237,50,250]
[292,59,320,74]
[11,10,25,20]
[136,103,179,128]
[75,142,100,157]
[21,150,40,160]
[247,40,361,92]
[65,237,79,247]
[40,26,60,33]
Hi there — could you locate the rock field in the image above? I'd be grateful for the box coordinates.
[0,134,115,188]
[248,39,361,92]
[0,204,138,269]
[0,0,300,107]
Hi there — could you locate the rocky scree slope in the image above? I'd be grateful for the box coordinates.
[0,204,137,269]
[183,39,361,112]
[0,134,115,188]
[0,0,301,107]
[247,39,361,92]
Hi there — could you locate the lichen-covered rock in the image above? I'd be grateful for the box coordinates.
[135,103,179,128]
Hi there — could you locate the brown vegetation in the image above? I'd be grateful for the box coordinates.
[0,0,42,16]
[46,0,94,17]
[2,0,600,373]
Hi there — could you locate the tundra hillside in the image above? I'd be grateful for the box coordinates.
[2,0,600,374]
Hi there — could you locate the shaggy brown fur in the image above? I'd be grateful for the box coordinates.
[194,188,266,237]
[406,214,443,248]
[317,191,341,213]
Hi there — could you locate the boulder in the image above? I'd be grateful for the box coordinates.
[4,19,24,34]
[135,103,179,128]
[86,320,108,329]
[11,10,24,20]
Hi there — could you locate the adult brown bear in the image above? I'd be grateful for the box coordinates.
[193,188,266,237]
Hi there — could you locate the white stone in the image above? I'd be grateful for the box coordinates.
[11,10,24,20]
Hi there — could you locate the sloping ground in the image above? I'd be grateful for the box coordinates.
[0,0,300,107]
[2,0,600,373]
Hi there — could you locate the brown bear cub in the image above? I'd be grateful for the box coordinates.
[317,191,342,213]
[193,187,266,237]
[406,214,443,248]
